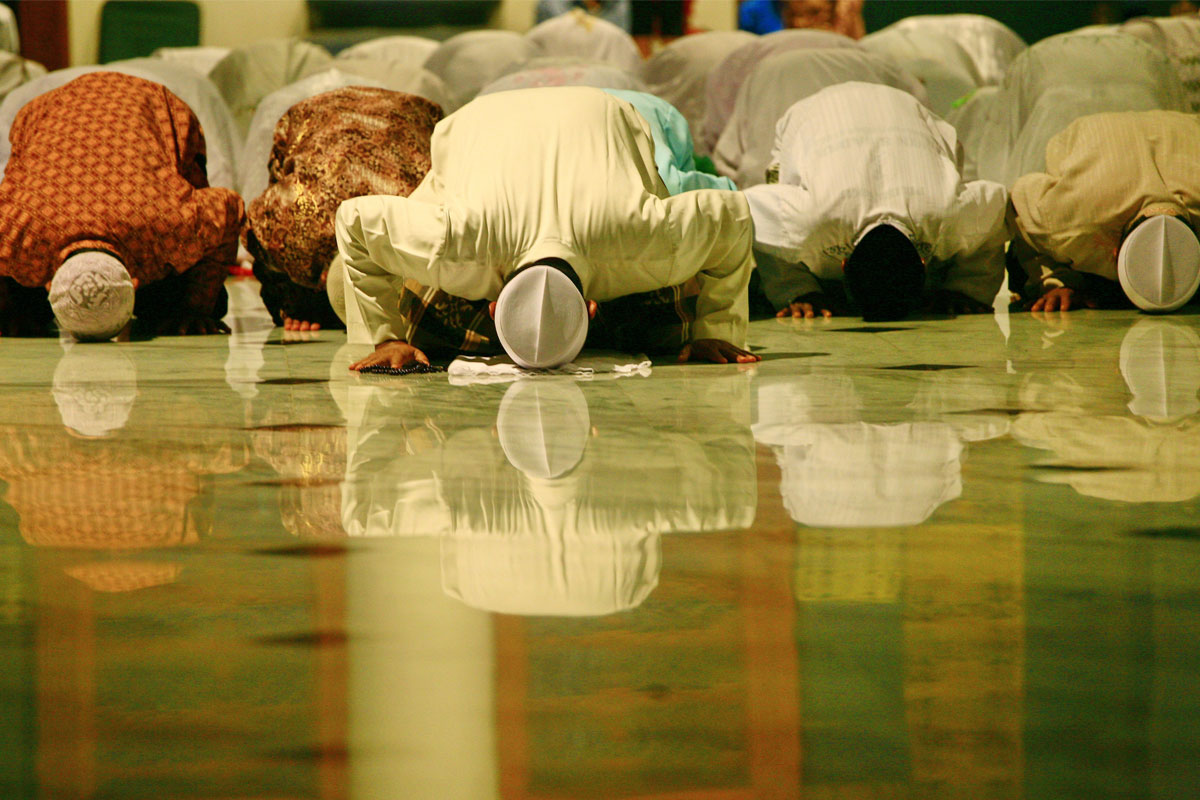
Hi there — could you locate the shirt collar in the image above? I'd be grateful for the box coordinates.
[518,241,594,298]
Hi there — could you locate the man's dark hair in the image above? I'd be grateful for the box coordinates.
[843,224,925,322]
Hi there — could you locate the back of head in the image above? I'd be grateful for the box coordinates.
[494,259,589,368]
[49,251,136,341]
[1117,214,1200,313]
[843,223,924,322]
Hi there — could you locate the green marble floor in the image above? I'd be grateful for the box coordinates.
[1,279,1198,799]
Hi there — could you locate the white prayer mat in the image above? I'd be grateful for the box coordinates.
[447,352,651,385]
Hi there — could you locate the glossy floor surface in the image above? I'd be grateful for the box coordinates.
[2,280,1199,799]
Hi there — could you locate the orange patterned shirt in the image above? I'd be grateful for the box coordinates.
[0,72,244,315]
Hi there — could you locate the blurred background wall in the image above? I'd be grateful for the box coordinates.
[0,0,1189,68]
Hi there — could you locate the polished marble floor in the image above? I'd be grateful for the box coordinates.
[2,279,1199,799]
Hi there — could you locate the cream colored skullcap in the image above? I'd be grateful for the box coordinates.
[49,251,135,341]
[494,263,588,368]
[496,380,590,479]
[1117,215,1200,313]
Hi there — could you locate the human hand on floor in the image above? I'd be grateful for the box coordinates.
[929,289,992,315]
[157,310,230,336]
[1028,287,1095,313]
[777,292,834,319]
[350,339,430,371]
[678,339,761,364]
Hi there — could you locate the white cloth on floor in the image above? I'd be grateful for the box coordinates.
[447,352,651,384]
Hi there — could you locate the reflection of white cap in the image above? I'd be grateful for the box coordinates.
[441,530,660,617]
[494,264,588,368]
[496,380,590,479]
[1119,319,1200,421]
[49,251,135,341]
[51,349,138,437]
[776,422,963,528]
[1117,215,1200,313]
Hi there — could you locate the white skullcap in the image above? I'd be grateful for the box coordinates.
[1119,319,1200,421]
[51,349,138,437]
[497,380,590,479]
[494,264,588,368]
[49,251,135,340]
[1117,214,1200,313]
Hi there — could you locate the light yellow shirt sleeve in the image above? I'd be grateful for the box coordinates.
[335,194,448,345]
[660,189,755,346]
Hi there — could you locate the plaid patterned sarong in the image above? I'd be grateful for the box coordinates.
[396,278,700,356]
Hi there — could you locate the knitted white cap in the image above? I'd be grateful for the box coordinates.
[49,251,135,341]
[1117,215,1200,313]
[496,380,590,479]
[494,264,588,368]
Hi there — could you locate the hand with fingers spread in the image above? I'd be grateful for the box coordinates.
[157,310,230,336]
[1028,286,1095,313]
[929,289,992,315]
[678,338,761,364]
[350,339,430,371]
[777,291,834,319]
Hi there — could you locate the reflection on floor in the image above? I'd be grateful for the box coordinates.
[1,278,1199,799]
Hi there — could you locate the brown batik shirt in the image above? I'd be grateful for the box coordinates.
[246,86,443,289]
[0,72,244,316]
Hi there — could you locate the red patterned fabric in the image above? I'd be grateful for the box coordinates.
[0,72,244,315]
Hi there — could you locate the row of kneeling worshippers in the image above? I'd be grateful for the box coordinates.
[0,10,1198,368]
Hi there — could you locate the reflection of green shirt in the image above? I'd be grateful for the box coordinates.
[602,89,738,196]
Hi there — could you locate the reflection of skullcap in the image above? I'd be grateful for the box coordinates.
[496,380,590,479]
[777,422,963,528]
[51,349,138,437]
[1120,319,1200,421]
[441,529,660,617]
[494,264,588,368]
[49,251,135,341]
[1118,215,1200,312]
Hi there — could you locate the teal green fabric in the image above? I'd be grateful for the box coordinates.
[602,89,737,196]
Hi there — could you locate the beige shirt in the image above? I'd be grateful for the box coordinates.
[336,86,755,347]
[743,82,1008,307]
[1010,110,1200,292]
